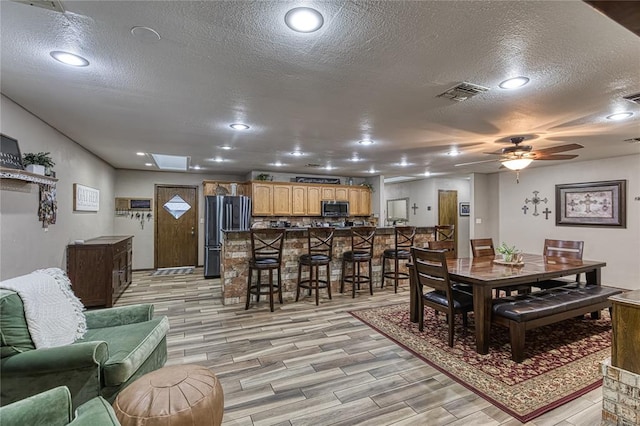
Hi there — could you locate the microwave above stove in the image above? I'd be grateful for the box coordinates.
[321,200,349,217]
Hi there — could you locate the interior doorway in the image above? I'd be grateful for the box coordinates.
[438,189,458,257]
[155,185,198,269]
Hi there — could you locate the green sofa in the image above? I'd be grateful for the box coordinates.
[0,386,120,426]
[0,289,169,409]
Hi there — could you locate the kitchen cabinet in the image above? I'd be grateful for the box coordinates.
[292,185,307,215]
[251,181,371,217]
[348,187,372,216]
[251,183,273,215]
[335,187,348,201]
[307,186,322,216]
[203,180,249,196]
[66,236,133,308]
[273,184,292,215]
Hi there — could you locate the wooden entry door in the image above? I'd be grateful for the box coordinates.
[155,185,198,268]
[438,190,458,257]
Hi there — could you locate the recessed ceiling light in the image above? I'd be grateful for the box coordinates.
[230,123,249,130]
[290,151,304,156]
[145,163,153,167]
[192,165,201,170]
[359,139,374,145]
[274,161,283,167]
[424,171,431,177]
[284,7,324,33]
[499,76,530,89]
[368,168,377,173]
[325,165,334,170]
[130,26,161,41]
[136,152,145,156]
[50,51,89,67]
[447,149,460,156]
[351,156,361,162]
[213,157,224,163]
[220,145,232,150]
[399,160,408,166]
[606,112,634,121]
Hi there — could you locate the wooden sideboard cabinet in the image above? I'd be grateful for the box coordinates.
[67,236,133,308]
[610,290,640,375]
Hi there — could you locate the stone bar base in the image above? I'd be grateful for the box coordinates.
[602,358,640,425]
[221,227,434,305]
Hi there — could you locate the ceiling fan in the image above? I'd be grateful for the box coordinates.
[455,137,583,170]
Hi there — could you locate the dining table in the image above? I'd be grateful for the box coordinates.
[409,253,607,354]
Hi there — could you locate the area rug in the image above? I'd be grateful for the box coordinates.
[350,303,611,423]
[150,267,194,276]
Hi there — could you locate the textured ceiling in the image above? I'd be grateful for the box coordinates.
[1,0,639,178]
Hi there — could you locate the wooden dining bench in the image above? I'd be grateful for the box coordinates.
[491,284,623,362]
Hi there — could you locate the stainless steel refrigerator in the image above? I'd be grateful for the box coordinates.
[204,195,252,278]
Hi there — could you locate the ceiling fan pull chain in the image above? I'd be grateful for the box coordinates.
[516,170,520,184]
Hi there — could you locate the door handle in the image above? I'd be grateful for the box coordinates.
[191,226,195,236]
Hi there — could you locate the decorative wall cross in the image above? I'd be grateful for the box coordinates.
[411,203,419,215]
[579,193,597,213]
[524,190,548,216]
[542,207,552,220]
[522,205,529,214]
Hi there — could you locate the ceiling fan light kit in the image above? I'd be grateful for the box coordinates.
[502,158,533,171]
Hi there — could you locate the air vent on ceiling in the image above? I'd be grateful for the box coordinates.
[305,163,322,168]
[623,137,640,144]
[11,0,64,13]
[437,82,490,102]
[623,93,640,104]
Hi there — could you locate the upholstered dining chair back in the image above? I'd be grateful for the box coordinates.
[411,247,473,347]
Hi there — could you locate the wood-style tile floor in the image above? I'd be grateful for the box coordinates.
[116,268,603,426]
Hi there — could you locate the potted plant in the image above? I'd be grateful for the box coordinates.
[22,152,55,176]
[255,173,272,181]
[496,242,520,262]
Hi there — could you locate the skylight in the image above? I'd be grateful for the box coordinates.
[150,154,189,171]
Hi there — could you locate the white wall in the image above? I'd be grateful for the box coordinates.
[496,155,640,289]
[0,95,116,279]
[384,176,471,257]
[114,170,243,269]
[470,173,499,243]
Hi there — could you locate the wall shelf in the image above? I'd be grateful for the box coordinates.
[0,167,58,186]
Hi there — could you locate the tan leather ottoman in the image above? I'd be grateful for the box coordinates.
[113,365,224,426]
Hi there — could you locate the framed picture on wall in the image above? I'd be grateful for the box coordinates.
[459,202,470,216]
[556,180,626,228]
[0,134,24,170]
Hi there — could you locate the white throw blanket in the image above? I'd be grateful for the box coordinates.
[0,268,86,348]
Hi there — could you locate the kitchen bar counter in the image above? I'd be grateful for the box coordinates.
[220,226,434,305]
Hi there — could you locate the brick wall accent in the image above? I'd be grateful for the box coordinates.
[221,227,434,305]
[602,358,640,425]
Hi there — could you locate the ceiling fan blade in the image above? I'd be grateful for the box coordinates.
[454,159,499,167]
[534,143,584,155]
[534,154,579,160]
[482,150,503,155]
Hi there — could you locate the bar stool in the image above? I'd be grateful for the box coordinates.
[340,226,376,298]
[381,226,416,293]
[245,228,286,312]
[296,227,335,305]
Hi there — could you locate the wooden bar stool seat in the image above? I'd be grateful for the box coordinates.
[296,227,335,305]
[341,226,376,298]
[246,228,286,312]
[381,226,416,293]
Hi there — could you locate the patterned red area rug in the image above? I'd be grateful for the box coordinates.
[350,303,611,423]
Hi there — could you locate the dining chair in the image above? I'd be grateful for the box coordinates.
[296,227,335,305]
[381,226,416,293]
[536,239,585,290]
[427,240,455,258]
[469,237,528,297]
[245,228,286,312]
[411,247,474,347]
[434,225,455,241]
[470,238,495,258]
[340,226,376,298]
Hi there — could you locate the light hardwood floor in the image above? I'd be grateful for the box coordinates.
[116,268,603,426]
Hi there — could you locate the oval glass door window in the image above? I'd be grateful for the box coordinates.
[163,195,191,219]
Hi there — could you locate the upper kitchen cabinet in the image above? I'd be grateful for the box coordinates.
[292,185,307,216]
[273,184,292,215]
[307,186,322,216]
[251,182,273,216]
